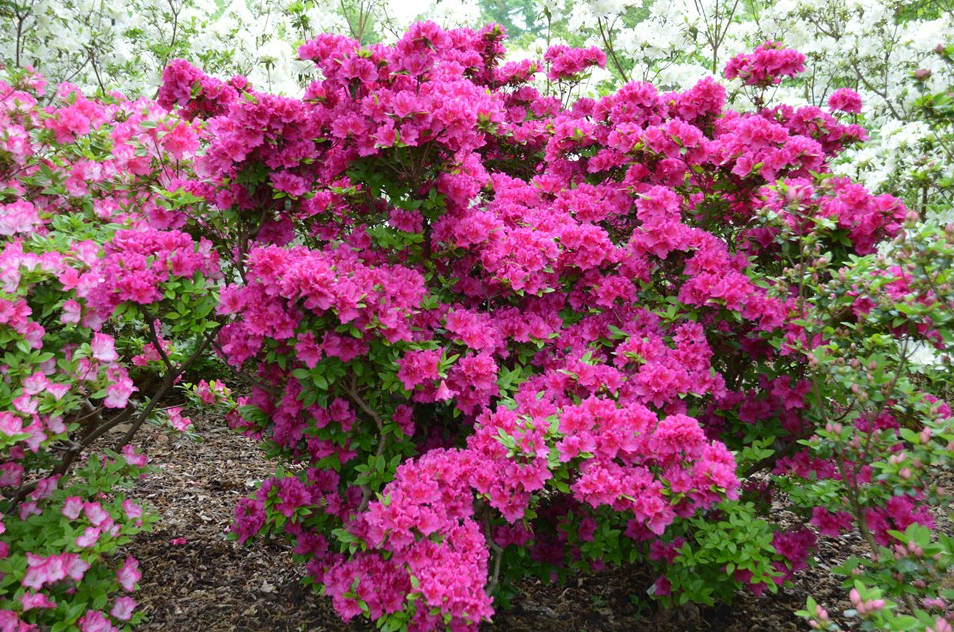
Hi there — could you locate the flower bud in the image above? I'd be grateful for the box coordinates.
[850,588,862,607]
[928,618,953,632]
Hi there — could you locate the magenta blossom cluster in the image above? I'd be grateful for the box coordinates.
[543,45,607,81]
[141,28,942,631]
[724,41,807,88]
[827,88,864,114]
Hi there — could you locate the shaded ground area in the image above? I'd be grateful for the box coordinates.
[125,413,858,632]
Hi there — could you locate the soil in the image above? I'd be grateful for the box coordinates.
[126,411,860,632]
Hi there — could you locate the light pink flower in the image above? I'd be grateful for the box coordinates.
[117,556,140,591]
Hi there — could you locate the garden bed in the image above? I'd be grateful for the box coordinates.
[128,412,862,632]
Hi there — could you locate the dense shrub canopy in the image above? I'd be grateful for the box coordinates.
[0,14,953,632]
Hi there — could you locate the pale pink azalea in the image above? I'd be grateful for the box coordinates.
[121,445,148,468]
[0,463,23,487]
[103,378,135,409]
[29,475,59,501]
[75,527,101,548]
[19,591,55,611]
[166,407,192,432]
[22,553,66,589]
[62,496,84,520]
[12,395,37,415]
[109,596,137,621]
[77,610,118,632]
[46,383,71,400]
[122,499,143,521]
[60,299,82,324]
[21,372,49,395]
[22,321,44,348]
[21,421,46,452]
[64,554,90,581]
[18,501,40,520]
[90,333,118,362]
[0,610,21,632]
[0,200,41,236]
[116,556,140,591]
[0,412,23,436]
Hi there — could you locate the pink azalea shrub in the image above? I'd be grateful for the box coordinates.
[0,65,223,630]
[140,29,954,631]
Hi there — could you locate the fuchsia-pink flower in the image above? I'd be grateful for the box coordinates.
[827,88,863,114]
[159,121,200,159]
[544,45,607,81]
[396,349,443,391]
[724,41,806,88]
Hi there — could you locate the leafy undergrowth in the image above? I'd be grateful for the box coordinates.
[125,410,896,632]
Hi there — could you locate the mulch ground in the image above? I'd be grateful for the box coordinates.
[124,411,861,632]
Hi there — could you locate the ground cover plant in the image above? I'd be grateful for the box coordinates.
[1,14,953,632]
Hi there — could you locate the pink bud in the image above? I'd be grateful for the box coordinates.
[929,618,953,632]
[850,588,862,607]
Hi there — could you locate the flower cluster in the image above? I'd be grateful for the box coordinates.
[724,41,806,88]
[544,45,607,81]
